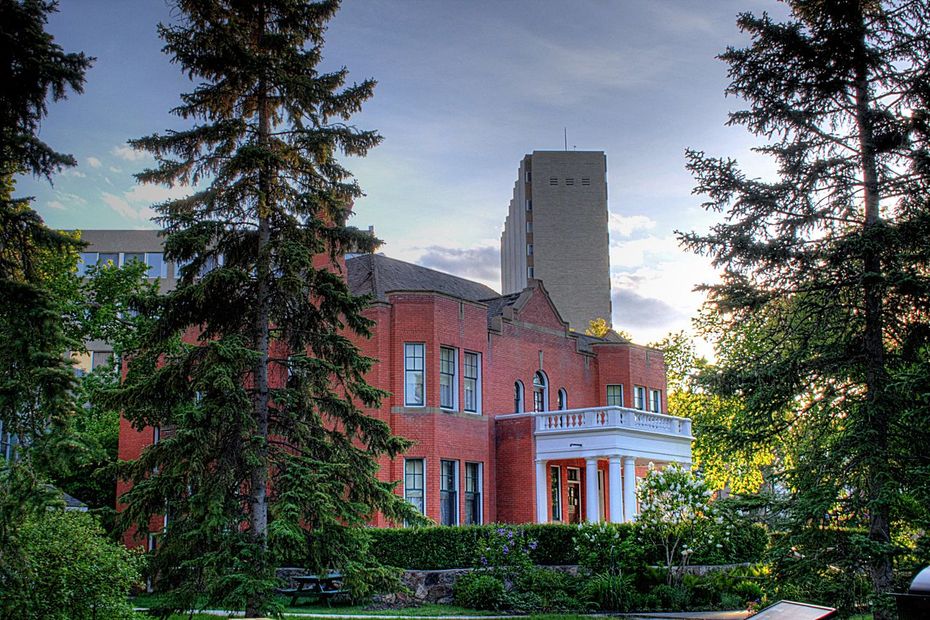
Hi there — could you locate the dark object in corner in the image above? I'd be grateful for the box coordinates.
[893,565,930,620]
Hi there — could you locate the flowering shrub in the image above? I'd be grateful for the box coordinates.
[476,525,537,584]
[637,463,720,585]
[573,522,642,577]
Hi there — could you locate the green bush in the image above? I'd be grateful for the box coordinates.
[4,510,143,619]
[582,572,636,611]
[453,572,506,610]
[368,520,760,571]
[515,567,583,612]
[650,583,692,610]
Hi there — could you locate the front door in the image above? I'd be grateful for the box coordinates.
[566,467,581,524]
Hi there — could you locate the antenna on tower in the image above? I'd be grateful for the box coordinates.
[563,127,568,151]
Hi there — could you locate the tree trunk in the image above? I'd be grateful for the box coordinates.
[852,20,893,619]
[246,4,271,617]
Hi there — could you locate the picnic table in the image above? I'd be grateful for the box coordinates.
[279,572,348,607]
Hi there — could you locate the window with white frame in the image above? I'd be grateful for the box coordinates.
[439,346,456,410]
[404,459,425,514]
[404,344,425,406]
[533,371,548,412]
[649,389,662,413]
[463,352,480,413]
[527,266,534,279]
[145,252,166,278]
[514,381,525,413]
[440,460,458,526]
[606,384,624,407]
[526,244,533,256]
[557,388,567,410]
[634,385,646,410]
[464,462,482,525]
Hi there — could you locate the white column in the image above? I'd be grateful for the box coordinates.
[608,456,623,523]
[585,457,599,523]
[623,456,637,522]
[535,459,548,523]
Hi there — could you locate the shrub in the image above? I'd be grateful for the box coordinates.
[5,510,143,620]
[650,583,691,610]
[582,572,635,612]
[453,572,506,610]
[515,567,583,612]
[574,521,643,577]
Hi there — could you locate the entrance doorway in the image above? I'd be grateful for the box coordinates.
[566,467,581,524]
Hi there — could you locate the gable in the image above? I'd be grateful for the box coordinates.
[511,282,568,333]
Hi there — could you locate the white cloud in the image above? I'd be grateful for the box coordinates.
[62,169,86,178]
[111,144,149,162]
[47,200,66,210]
[109,166,122,173]
[608,213,656,238]
[86,156,102,168]
[124,183,191,205]
[102,192,155,222]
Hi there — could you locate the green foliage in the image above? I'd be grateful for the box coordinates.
[367,524,585,569]
[453,573,507,611]
[581,572,635,612]
[573,521,643,577]
[682,2,930,615]
[2,509,143,620]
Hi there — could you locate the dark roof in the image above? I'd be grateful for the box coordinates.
[346,254,499,303]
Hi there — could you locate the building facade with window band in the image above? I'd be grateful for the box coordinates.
[117,250,691,530]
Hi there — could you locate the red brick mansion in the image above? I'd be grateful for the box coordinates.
[117,252,693,529]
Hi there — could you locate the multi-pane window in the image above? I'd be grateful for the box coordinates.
[550,465,562,521]
[405,344,425,406]
[404,459,425,514]
[464,462,481,525]
[464,352,479,413]
[440,347,456,410]
[514,381,524,413]
[526,244,533,256]
[606,385,624,407]
[146,252,166,278]
[527,266,534,279]
[440,460,458,526]
[533,371,547,412]
[634,385,646,410]
[557,388,567,410]
[650,389,662,413]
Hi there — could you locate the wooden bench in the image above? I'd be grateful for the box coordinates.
[279,573,348,607]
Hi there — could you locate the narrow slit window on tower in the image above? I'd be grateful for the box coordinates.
[581,177,591,185]
[549,177,558,186]
[565,178,574,186]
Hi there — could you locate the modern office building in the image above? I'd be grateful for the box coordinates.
[500,151,612,332]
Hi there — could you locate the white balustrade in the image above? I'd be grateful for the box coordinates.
[534,406,692,438]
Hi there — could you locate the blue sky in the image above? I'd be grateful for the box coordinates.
[21,0,786,345]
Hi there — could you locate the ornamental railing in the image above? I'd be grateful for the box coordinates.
[498,406,692,438]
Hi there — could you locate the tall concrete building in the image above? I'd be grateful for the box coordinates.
[500,151,612,331]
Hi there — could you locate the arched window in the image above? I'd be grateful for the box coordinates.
[533,371,548,412]
[557,388,567,410]
[514,381,525,413]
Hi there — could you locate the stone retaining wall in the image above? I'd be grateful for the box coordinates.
[278,563,748,605]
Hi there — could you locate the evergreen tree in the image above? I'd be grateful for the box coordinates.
[683,1,930,615]
[119,1,419,615]
[0,0,92,450]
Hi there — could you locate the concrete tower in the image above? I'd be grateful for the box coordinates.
[500,151,612,331]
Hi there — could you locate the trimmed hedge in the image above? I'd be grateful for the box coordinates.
[367,521,767,570]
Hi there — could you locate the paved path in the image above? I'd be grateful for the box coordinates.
[137,608,751,620]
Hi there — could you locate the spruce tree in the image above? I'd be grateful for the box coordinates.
[0,0,92,457]
[119,1,418,615]
[683,1,930,615]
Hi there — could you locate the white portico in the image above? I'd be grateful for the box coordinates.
[501,406,693,523]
